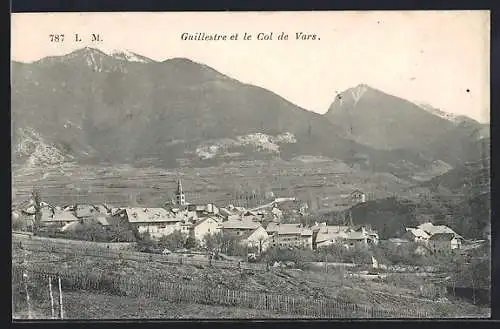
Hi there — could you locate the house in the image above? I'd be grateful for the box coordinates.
[20,201,54,220]
[219,207,233,220]
[60,221,81,233]
[300,228,314,250]
[267,223,313,249]
[187,203,219,218]
[265,221,280,235]
[40,209,79,227]
[428,233,462,252]
[241,210,264,223]
[191,216,222,245]
[237,226,270,253]
[222,218,262,236]
[271,207,283,220]
[69,204,111,222]
[314,225,350,249]
[351,189,366,204]
[417,222,463,239]
[94,215,110,227]
[116,207,186,239]
[344,231,369,249]
[404,227,431,244]
[94,204,111,215]
[365,229,379,245]
[346,226,379,245]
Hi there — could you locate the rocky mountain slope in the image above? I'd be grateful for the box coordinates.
[12,48,487,179]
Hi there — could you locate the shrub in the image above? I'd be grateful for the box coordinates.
[260,247,312,268]
[158,230,187,251]
[12,218,26,231]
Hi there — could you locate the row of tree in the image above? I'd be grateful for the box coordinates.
[135,230,254,257]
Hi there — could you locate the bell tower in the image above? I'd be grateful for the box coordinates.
[176,178,186,206]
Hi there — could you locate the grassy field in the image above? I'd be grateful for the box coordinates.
[13,291,292,320]
[12,239,490,319]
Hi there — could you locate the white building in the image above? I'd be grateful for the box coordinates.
[191,217,222,245]
[428,233,462,252]
[314,225,350,249]
[221,218,262,237]
[266,223,313,249]
[238,226,270,253]
[117,207,186,239]
[404,227,431,244]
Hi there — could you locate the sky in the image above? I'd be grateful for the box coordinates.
[11,11,490,123]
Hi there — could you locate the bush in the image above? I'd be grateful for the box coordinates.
[260,247,312,268]
[373,242,427,266]
[136,232,159,252]
[184,235,198,250]
[39,219,137,243]
[12,218,26,231]
[158,230,187,251]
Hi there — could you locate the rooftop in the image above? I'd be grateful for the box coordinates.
[42,210,79,222]
[345,231,367,240]
[222,218,261,230]
[417,222,463,239]
[406,227,431,239]
[124,207,179,223]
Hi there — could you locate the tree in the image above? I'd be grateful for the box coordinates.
[184,235,198,249]
[12,217,25,231]
[203,232,225,254]
[318,242,345,263]
[106,219,137,242]
[158,230,187,251]
[256,235,268,255]
[136,231,159,252]
[32,188,42,234]
[220,233,236,255]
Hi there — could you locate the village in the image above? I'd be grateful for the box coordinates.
[12,178,484,263]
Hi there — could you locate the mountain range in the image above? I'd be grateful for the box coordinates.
[11,47,490,181]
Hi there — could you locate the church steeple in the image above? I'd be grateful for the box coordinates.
[176,178,186,206]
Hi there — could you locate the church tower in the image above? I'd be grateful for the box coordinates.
[176,178,186,206]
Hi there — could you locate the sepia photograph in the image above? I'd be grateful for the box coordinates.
[11,11,491,319]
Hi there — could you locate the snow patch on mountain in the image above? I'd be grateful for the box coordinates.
[418,104,468,125]
[108,49,155,63]
[84,49,104,72]
[195,132,297,159]
[351,84,368,105]
[14,128,73,166]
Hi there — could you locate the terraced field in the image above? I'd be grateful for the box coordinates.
[12,160,418,209]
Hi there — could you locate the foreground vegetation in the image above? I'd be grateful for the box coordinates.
[12,239,490,319]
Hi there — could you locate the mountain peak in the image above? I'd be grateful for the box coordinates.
[34,47,111,72]
[65,47,109,60]
[333,83,374,107]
